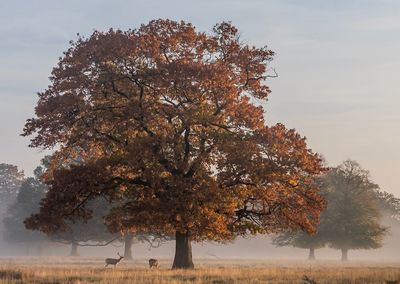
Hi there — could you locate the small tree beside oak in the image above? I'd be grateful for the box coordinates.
[23,19,325,269]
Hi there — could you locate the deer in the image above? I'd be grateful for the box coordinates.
[105,252,124,268]
[149,258,159,269]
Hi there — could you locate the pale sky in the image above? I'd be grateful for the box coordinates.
[1,0,400,196]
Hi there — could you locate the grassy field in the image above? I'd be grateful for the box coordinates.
[0,258,399,283]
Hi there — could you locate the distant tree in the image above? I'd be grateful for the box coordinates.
[105,204,171,261]
[0,163,25,247]
[122,233,134,260]
[49,196,120,257]
[23,19,326,268]
[0,163,24,214]
[375,190,400,222]
[274,161,390,261]
[323,160,387,261]
[3,173,48,254]
[273,177,329,260]
[117,232,166,260]
[273,228,326,260]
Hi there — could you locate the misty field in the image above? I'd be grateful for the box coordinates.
[0,258,399,284]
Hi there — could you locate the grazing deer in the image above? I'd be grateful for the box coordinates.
[149,258,159,269]
[105,252,124,268]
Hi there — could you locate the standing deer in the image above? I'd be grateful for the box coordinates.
[149,258,159,269]
[105,252,124,268]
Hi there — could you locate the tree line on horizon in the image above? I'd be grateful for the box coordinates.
[1,158,398,261]
[1,19,399,268]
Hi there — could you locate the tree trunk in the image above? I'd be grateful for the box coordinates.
[172,231,194,269]
[69,242,79,257]
[308,247,316,260]
[124,234,133,260]
[341,248,348,261]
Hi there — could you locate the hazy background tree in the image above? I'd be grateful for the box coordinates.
[273,161,393,261]
[323,160,387,261]
[273,228,326,260]
[118,232,167,261]
[23,19,325,268]
[0,163,25,251]
[272,175,329,260]
[49,197,120,257]
[0,163,24,214]
[3,168,48,255]
[375,190,400,222]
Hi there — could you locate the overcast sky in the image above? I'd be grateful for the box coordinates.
[1,0,400,195]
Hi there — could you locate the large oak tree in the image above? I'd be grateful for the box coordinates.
[23,19,325,268]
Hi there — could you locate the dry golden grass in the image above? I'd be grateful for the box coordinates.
[0,258,399,283]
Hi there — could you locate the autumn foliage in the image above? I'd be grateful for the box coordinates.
[23,19,325,268]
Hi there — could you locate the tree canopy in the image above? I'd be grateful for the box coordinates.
[23,19,325,268]
[322,160,387,261]
[0,163,24,199]
[0,163,25,228]
[375,190,400,222]
[273,160,390,261]
[3,174,47,246]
